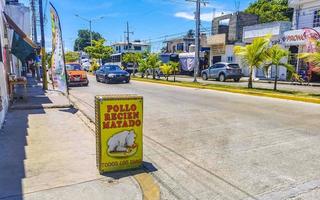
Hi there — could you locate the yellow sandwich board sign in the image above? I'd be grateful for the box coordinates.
[95,95,143,173]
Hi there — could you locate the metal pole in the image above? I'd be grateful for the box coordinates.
[39,0,48,90]
[89,20,92,46]
[194,0,200,82]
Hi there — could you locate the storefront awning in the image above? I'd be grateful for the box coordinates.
[2,12,38,62]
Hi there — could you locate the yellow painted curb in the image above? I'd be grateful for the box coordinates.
[134,172,160,200]
[132,78,320,105]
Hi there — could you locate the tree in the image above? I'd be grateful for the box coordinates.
[138,59,149,78]
[299,41,320,68]
[299,41,320,81]
[122,53,142,76]
[264,45,295,91]
[245,0,293,23]
[186,29,195,38]
[147,53,162,79]
[168,61,180,82]
[74,29,103,51]
[234,36,270,88]
[84,39,113,65]
[160,64,172,81]
[65,51,79,63]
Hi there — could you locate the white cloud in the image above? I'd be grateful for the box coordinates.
[174,11,231,22]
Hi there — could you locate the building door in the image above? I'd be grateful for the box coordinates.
[211,56,221,65]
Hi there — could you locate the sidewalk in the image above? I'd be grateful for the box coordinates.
[0,76,142,200]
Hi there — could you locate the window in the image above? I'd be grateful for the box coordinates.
[227,56,233,62]
[134,46,142,51]
[177,43,184,51]
[313,10,320,27]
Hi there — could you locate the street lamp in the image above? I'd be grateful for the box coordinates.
[75,14,104,46]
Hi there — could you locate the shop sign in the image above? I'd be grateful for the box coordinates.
[283,27,320,46]
[95,95,143,173]
[211,44,226,55]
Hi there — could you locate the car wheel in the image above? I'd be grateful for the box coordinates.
[96,76,100,82]
[125,79,130,83]
[202,73,208,80]
[219,73,226,82]
[234,78,240,82]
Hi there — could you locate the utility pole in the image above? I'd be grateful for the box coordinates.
[75,15,104,47]
[187,0,208,82]
[124,22,133,52]
[39,0,48,90]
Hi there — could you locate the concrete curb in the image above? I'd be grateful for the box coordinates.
[68,94,161,200]
[10,104,73,110]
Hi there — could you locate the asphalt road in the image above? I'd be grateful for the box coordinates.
[70,76,320,200]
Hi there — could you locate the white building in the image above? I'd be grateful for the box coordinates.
[284,0,320,81]
[289,0,320,29]
[112,40,150,54]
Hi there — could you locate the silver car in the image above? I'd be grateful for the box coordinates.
[201,62,242,82]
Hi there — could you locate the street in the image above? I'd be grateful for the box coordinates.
[70,76,320,199]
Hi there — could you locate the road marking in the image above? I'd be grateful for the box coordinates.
[134,172,160,200]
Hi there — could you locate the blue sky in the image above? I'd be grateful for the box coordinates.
[21,0,254,52]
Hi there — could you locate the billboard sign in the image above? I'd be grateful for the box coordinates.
[95,95,143,173]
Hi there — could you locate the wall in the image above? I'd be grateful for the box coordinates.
[0,0,9,128]
[290,0,320,29]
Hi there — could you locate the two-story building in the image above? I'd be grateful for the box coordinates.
[283,0,320,81]
[206,12,259,66]
[112,40,150,54]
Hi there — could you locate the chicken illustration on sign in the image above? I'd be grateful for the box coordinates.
[108,130,137,153]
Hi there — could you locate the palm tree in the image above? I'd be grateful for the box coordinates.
[299,41,320,75]
[168,61,180,82]
[160,64,172,81]
[147,53,162,79]
[264,45,295,91]
[234,36,270,88]
[122,53,142,76]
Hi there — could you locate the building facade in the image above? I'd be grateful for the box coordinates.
[112,40,150,54]
[284,0,320,81]
[0,0,9,128]
[242,21,292,80]
[207,12,259,66]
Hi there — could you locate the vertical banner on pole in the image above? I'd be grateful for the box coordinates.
[50,3,68,94]
[95,95,143,173]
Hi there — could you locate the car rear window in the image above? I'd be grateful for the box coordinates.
[66,64,82,70]
[228,64,240,68]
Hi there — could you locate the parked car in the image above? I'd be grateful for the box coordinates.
[201,62,242,82]
[66,63,89,86]
[95,65,130,84]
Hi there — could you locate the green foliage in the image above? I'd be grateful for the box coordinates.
[234,35,271,88]
[74,29,103,51]
[84,39,113,61]
[168,61,180,82]
[160,64,172,80]
[137,59,149,73]
[264,45,295,90]
[65,51,80,63]
[90,59,100,72]
[299,41,320,68]
[244,0,293,23]
[122,53,142,65]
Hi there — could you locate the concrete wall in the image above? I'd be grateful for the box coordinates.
[0,0,9,128]
[212,12,259,43]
